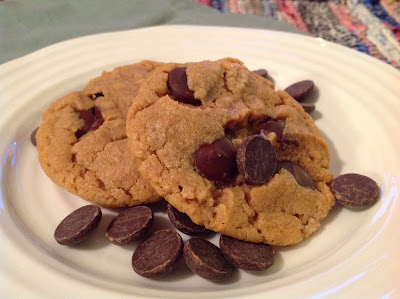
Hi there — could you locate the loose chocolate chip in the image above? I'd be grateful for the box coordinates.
[31,127,39,146]
[219,235,275,271]
[106,206,153,245]
[236,135,277,185]
[132,229,183,278]
[75,107,104,138]
[331,173,380,208]
[54,205,102,245]
[252,69,268,78]
[301,103,315,113]
[259,120,285,141]
[168,67,201,106]
[284,80,314,102]
[275,161,315,189]
[184,237,234,281]
[167,204,206,235]
[194,137,237,182]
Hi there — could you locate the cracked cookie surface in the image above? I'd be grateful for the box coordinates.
[36,61,162,207]
[126,58,335,246]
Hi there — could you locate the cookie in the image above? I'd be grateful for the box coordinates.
[36,61,163,207]
[126,58,335,245]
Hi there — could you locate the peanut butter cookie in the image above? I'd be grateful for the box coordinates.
[126,58,335,245]
[37,61,162,207]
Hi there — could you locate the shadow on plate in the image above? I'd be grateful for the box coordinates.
[319,128,344,178]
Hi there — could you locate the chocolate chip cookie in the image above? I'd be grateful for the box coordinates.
[126,58,335,245]
[36,61,163,207]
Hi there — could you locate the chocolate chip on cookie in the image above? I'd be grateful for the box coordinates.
[259,120,285,141]
[194,137,237,182]
[276,161,315,189]
[168,67,201,106]
[31,127,39,146]
[184,237,234,281]
[237,135,277,185]
[167,203,206,235]
[90,92,104,100]
[219,235,275,271]
[75,107,104,138]
[284,80,314,102]
[106,206,153,245]
[252,69,268,78]
[132,229,183,278]
[279,136,300,150]
[54,205,102,245]
[331,173,379,208]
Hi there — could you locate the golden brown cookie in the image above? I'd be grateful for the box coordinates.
[126,58,335,246]
[36,61,163,207]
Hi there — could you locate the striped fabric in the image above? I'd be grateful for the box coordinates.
[193,0,400,69]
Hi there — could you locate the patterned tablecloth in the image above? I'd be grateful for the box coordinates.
[193,0,400,69]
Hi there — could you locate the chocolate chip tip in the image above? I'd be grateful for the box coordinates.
[167,203,206,235]
[284,80,315,102]
[31,127,39,146]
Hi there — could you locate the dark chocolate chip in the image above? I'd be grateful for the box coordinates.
[276,161,315,189]
[91,92,104,100]
[131,229,183,278]
[331,173,380,208]
[236,135,277,185]
[252,69,268,78]
[184,237,233,281]
[168,67,201,106]
[301,103,315,113]
[259,120,285,141]
[54,205,102,245]
[279,136,300,150]
[106,206,153,245]
[167,204,206,235]
[256,116,272,127]
[75,107,104,138]
[194,137,237,182]
[31,127,39,146]
[284,80,314,102]
[219,235,275,271]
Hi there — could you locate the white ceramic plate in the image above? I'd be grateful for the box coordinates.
[1,25,399,298]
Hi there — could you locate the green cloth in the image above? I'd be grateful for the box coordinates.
[0,0,303,64]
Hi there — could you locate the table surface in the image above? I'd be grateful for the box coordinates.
[1,0,399,70]
[194,0,400,70]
